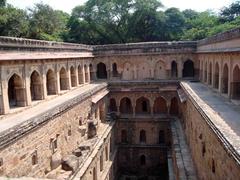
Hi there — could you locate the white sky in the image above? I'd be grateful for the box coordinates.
[7,0,236,14]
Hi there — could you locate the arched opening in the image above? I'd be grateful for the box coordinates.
[208,62,212,85]
[135,97,150,114]
[171,61,178,78]
[8,74,25,107]
[97,63,107,79]
[89,64,94,81]
[170,97,178,115]
[204,62,207,82]
[140,155,146,166]
[159,130,165,144]
[112,63,118,77]
[212,159,216,174]
[183,60,194,78]
[140,130,146,143]
[222,64,229,94]
[120,97,133,114]
[153,97,167,114]
[46,69,57,95]
[121,130,127,143]
[78,65,84,84]
[154,61,166,79]
[59,67,68,90]
[70,66,77,87]
[30,71,43,101]
[232,65,240,99]
[84,65,89,83]
[109,98,117,112]
[214,63,219,89]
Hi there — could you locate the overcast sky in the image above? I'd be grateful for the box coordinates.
[7,0,235,14]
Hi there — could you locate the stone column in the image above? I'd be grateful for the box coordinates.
[25,75,32,106]
[42,69,47,99]
[178,63,183,79]
[82,65,86,84]
[87,65,91,83]
[56,70,61,94]
[75,65,79,86]
[1,80,9,114]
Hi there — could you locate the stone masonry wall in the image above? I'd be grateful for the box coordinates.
[180,94,240,180]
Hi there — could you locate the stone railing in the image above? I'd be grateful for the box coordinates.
[198,27,240,46]
[93,41,197,56]
[0,36,93,52]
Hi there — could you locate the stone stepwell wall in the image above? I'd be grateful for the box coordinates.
[0,84,108,178]
[180,83,240,180]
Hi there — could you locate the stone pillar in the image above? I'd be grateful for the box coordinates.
[178,63,183,79]
[117,106,120,116]
[25,75,32,106]
[56,71,61,94]
[1,80,9,114]
[67,68,71,90]
[75,66,79,86]
[42,71,47,99]
[87,65,91,83]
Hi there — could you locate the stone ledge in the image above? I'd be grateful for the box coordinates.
[0,36,93,52]
[180,82,240,166]
[0,83,107,150]
[198,27,240,46]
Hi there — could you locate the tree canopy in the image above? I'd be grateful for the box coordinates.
[0,0,240,44]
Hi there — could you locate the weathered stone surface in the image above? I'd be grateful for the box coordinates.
[51,152,62,170]
[62,155,79,172]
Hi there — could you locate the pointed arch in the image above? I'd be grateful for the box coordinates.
[222,64,229,94]
[30,70,43,100]
[97,63,107,79]
[109,98,117,112]
[46,69,57,95]
[8,73,25,107]
[138,62,151,80]
[135,97,150,114]
[70,66,77,87]
[214,62,220,89]
[232,65,240,99]
[208,62,212,85]
[59,67,68,90]
[153,97,167,114]
[112,63,118,77]
[84,65,89,83]
[120,97,133,114]
[140,130,146,143]
[78,65,84,84]
[171,61,178,78]
[183,60,194,78]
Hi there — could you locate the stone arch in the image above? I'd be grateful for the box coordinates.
[222,64,229,94]
[8,73,25,107]
[171,61,178,78]
[122,62,134,80]
[135,97,150,114]
[30,70,43,100]
[154,60,166,79]
[70,66,77,87]
[153,96,167,114]
[140,130,146,143]
[97,62,107,79]
[138,62,151,80]
[208,62,212,85]
[84,65,89,83]
[46,69,57,95]
[120,97,133,114]
[112,63,118,77]
[214,62,220,89]
[78,65,84,84]
[232,65,240,99]
[169,97,178,115]
[109,98,117,112]
[183,59,194,78]
[59,67,68,90]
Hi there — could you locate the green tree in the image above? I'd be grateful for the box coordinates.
[220,1,240,22]
[0,0,6,7]
[28,3,69,41]
[0,5,29,37]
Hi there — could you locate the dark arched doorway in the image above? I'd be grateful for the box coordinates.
[8,74,25,107]
[109,98,117,112]
[30,71,43,100]
[70,66,77,87]
[120,97,133,114]
[171,61,178,78]
[97,63,107,79]
[153,97,167,114]
[140,130,146,143]
[232,65,240,99]
[59,67,68,90]
[183,60,194,78]
[222,64,229,94]
[135,97,150,114]
[214,63,219,89]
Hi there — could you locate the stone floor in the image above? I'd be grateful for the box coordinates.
[181,82,240,155]
[0,82,107,134]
